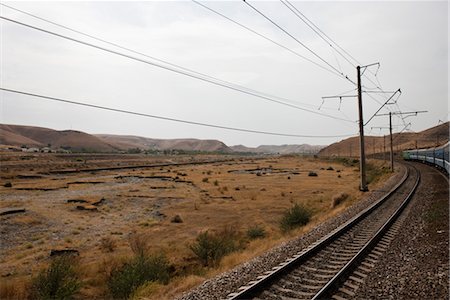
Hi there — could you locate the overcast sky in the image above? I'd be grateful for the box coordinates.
[0,1,448,147]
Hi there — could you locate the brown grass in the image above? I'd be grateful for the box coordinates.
[0,153,395,299]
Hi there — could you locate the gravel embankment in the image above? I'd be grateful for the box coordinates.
[355,162,449,299]
[178,165,406,300]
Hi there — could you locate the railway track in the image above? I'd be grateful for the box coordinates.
[228,163,420,300]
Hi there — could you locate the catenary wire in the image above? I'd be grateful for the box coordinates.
[0,16,356,124]
[0,3,324,111]
[0,88,357,138]
[190,0,341,78]
[280,0,357,69]
[242,0,356,86]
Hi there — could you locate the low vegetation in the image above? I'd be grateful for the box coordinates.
[246,225,266,240]
[331,192,349,208]
[31,255,81,300]
[100,236,116,253]
[107,253,170,299]
[190,227,244,267]
[107,235,171,299]
[280,203,312,232]
[366,162,389,184]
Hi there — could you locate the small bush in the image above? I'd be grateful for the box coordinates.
[4,182,12,188]
[331,193,349,208]
[247,225,266,240]
[280,203,312,232]
[171,215,183,223]
[213,180,219,186]
[190,227,243,267]
[326,166,334,171]
[31,255,80,299]
[107,254,170,299]
[129,234,148,257]
[100,237,116,252]
[308,171,318,177]
[202,178,209,183]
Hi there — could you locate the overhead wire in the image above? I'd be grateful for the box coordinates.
[190,0,342,79]
[0,3,322,112]
[242,0,356,86]
[0,15,356,124]
[0,88,357,138]
[280,0,397,112]
[280,0,357,69]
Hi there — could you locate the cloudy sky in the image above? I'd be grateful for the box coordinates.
[0,1,447,147]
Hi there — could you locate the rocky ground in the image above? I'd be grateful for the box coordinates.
[355,162,449,299]
[178,165,407,300]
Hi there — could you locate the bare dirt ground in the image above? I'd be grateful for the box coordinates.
[0,152,391,298]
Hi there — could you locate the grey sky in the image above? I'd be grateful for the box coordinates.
[1,1,448,147]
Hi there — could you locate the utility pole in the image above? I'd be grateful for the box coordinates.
[322,63,384,191]
[383,135,386,161]
[389,112,394,171]
[374,111,427,171]
[357,66,368,191]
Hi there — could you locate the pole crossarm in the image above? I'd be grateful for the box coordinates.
[321,95,358,99]
[376,110,427,116]
[364,88,402,126]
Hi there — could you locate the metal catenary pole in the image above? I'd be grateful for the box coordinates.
[389,112,394,171]
[357,66,368,191]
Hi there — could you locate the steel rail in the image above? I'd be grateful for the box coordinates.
[312,164,420,299]
[229,165,411,299]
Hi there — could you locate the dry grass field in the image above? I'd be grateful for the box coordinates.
[0,152,393,299]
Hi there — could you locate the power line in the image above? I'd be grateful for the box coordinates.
[0,15,355,124]
[0,3,320,111]
[283,0,360,67]
[280,0,395,102]
[280,0,357,69]
[0,88,356,138]
[190,0,341,78]
[242,0,355,86]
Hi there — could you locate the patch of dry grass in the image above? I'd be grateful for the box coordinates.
[0,154,396,299]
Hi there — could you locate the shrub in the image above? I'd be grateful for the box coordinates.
[129,234,148,257]
[190,227,243,267]
[247,225,266,240]
[100,237,116,252]
[331,193,349,208]
[31,255,80,299]
[107,254,170,299]
[213,180,219,186]
[280,203,312,232]
[202,178,209,183]
[308,171,318,177]
[171,215,183,223]
[326,166,334,171]
[4,182,12,188]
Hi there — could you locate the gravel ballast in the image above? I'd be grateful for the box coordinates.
[354,162,449,299]
[178,165,407,300]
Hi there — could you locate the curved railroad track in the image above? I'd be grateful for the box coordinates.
[228,163,421,300]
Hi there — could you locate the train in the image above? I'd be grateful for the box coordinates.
[403,142,449,174]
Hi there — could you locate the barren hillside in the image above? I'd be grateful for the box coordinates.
[319,122,449,157]
[95,134,232,152]
[230,144,324,154]
[0,124,118,152]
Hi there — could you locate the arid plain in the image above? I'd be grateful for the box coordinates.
[0,152,391,299]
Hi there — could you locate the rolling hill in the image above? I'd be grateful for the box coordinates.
[230,144,324,154]
[95,134,232,153]
[0,124,118,152]
[319,122,449,157]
